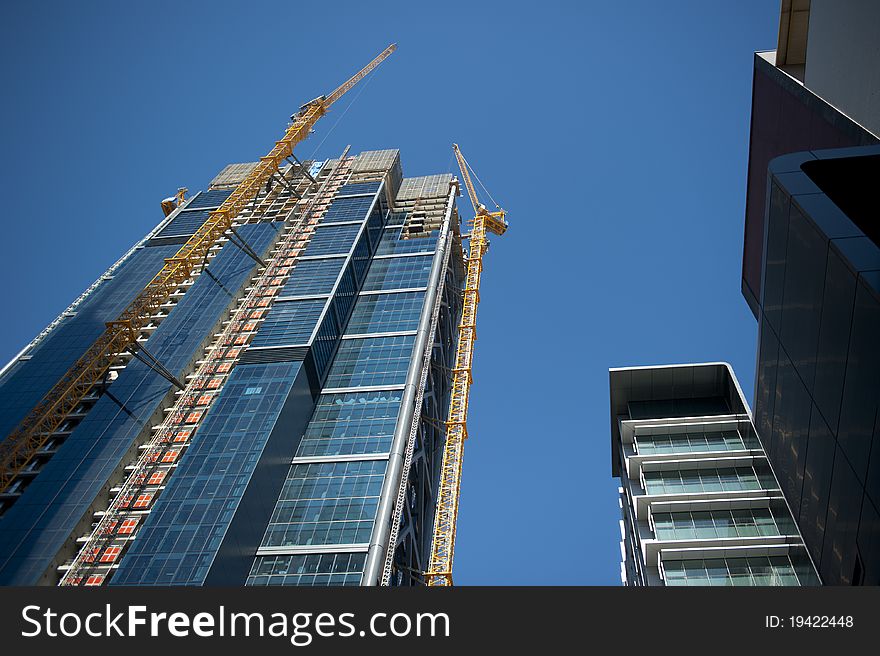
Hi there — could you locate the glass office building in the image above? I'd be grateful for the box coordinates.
[609,363,820,586]
[752,146,880,585]
[0,149,465,586]
[741,2,880,585]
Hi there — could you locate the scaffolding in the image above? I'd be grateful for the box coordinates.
[59,153,355,585]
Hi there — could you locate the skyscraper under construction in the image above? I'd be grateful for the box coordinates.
[0,146,464,587]
[0,47,484,586]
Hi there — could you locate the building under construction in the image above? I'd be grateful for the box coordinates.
[0,46,505,586]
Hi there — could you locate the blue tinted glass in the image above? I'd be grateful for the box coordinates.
[337,182,381,196]
[187,189,234,209]
[3,224,279,586]
[280,258,344,297]
[303,224,361,257]
[111,360,304,586]
[0,244,178,442]
[251,299,326,347]
[319,196,376,225]
[362,256,432,291]
[261,460,387,548]
[297,390,402,457]
[155,209,212,239]
[247,552,366,586]
[324,336,415,388]
[376,226,439,255]
[346,292,424,334]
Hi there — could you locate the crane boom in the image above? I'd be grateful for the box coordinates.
[453,144,481,215]
[425,145,506,586]
[324,44,396,108]
[0,45,395,493]
[452,144,508,236]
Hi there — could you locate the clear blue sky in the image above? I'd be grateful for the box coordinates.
[0,1,778,584]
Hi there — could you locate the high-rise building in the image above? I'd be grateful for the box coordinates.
[742,1,880,585]
[741,0,879,316]
[0,148,466,586]
[609,363,820,586]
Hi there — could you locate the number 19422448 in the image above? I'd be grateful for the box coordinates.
[765,615,854,628]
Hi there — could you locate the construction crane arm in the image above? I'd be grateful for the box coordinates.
[324,44,396,108]
[452,143,507,236]
[452,143,481,215]
[0,44,395,493]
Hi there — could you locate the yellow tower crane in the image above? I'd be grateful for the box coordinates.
[425,144,507,586]
[0,44,396,493]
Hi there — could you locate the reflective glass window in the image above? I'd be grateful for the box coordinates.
[345,292,424,335]
[280,259,343,297]
[362,256,432,291]
[303,224,361,257]
[247,552,366,586]
[297,390,402,457]
[250,299,325,347]
[663,556,811,586]
[325,335,415,388]
[375,226,439,256]
[262,460,386,548]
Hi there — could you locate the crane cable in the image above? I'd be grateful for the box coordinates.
[307,65,379,160]
[457,148,502,210]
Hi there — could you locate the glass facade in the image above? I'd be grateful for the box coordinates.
[187,188,234,209]
[0,220,279,585]
[324,336,415,388]
[635,429,752,455]
[376,226,439,256]
[652,506,797,540]
[111,361,305,586]
[154,209,212,240]
[610,363,820,587]
[663,555,814,586]
[345,291,423,334]
[0,151,458,588]
[319,195,377,224]
[248,171,450,587]
[361,255,433,291]
[113,177,391,587]
[643,465,777,495]
[262,460,386,548]
[248,552,367,586]
[279,258,344,297]
[250,299,326,347]
[296,390,402,457]
[0,244,180,442]
[753,148,880,585]
[303,224,362,257]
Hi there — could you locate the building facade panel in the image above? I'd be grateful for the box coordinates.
[0,220,278,584]
[610,363,820,586]
[751,146,880,584]
[0,148,464,588]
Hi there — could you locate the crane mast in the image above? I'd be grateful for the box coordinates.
[425,144,506,586]
[0,44,395,493]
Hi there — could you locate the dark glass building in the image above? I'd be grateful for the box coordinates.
[0,149,465,586]
[743,2,880,585]
[741,0,879,316]
[753,146,880,585]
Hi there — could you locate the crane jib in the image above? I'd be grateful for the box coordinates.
[0,45,396,494]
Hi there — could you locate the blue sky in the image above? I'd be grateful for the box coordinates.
[0,1,778,584]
